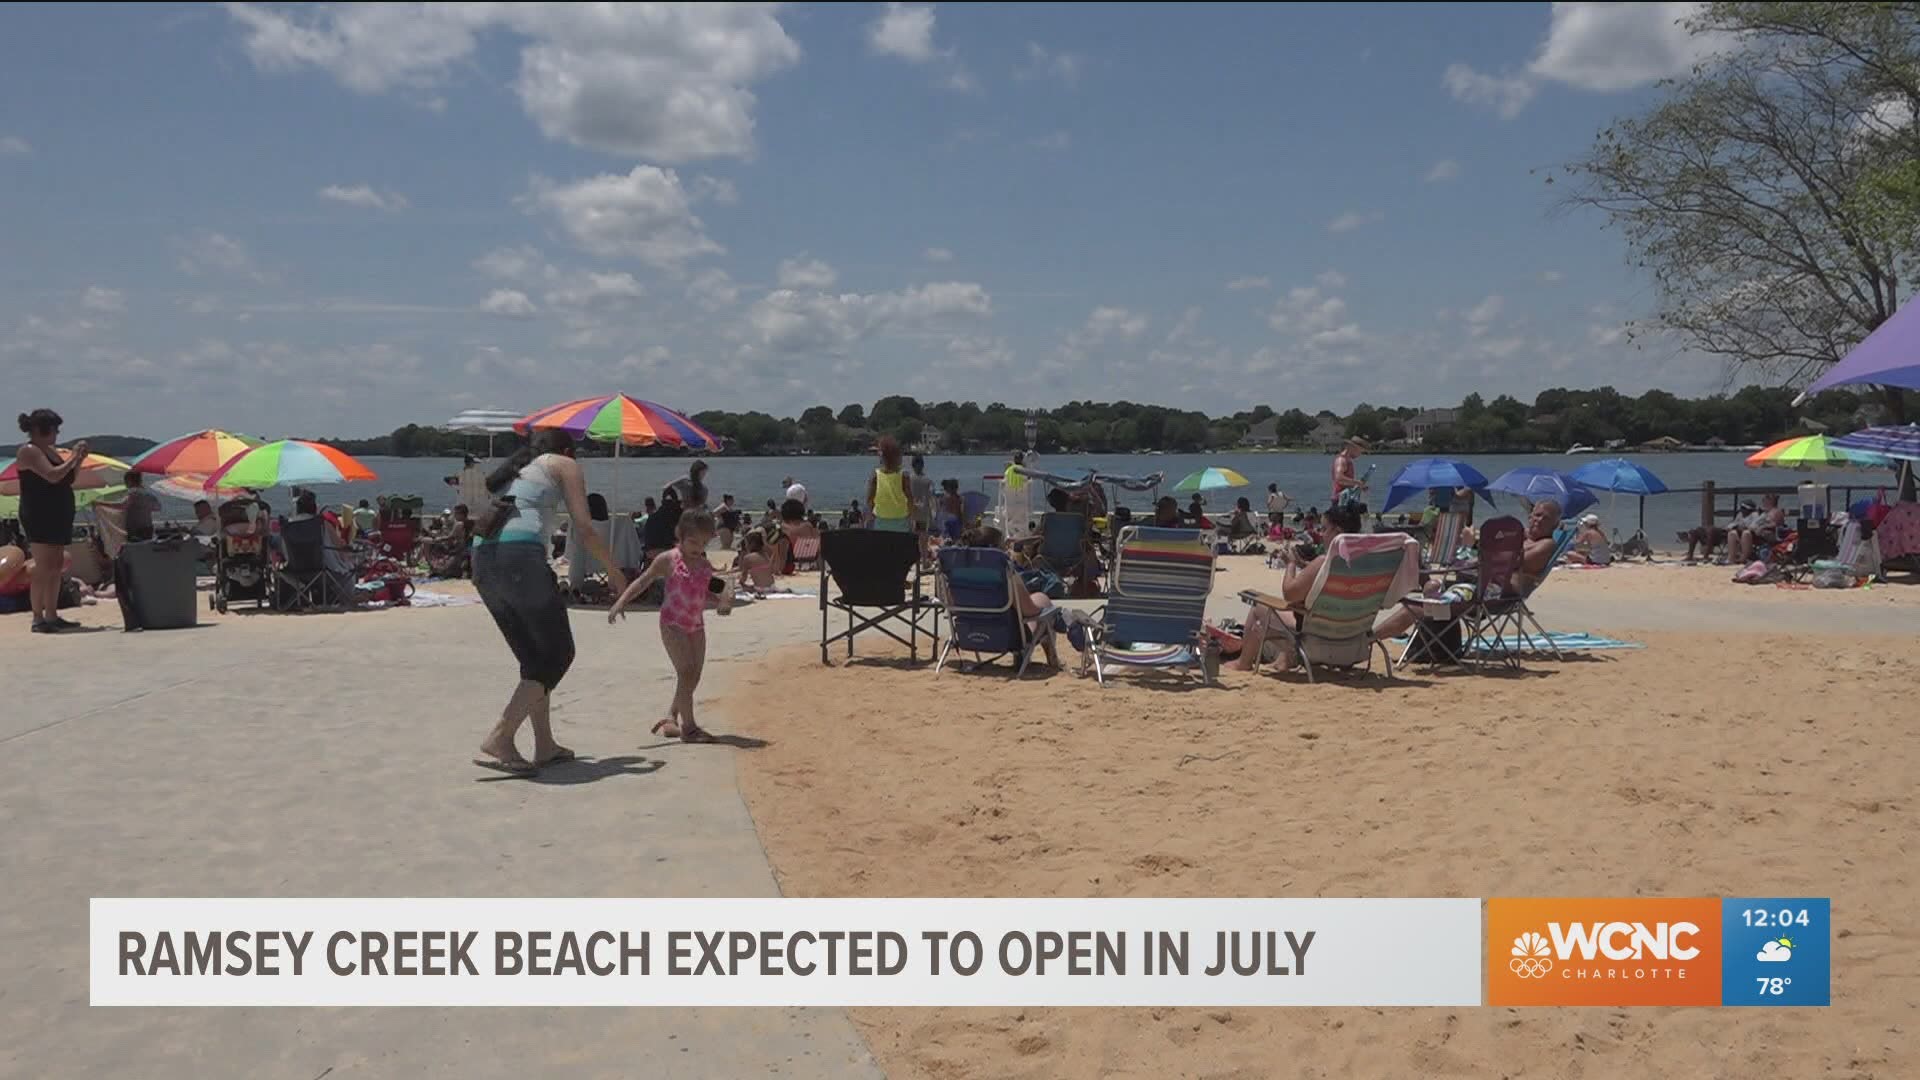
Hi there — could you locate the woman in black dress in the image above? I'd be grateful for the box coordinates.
[14,409,87,632]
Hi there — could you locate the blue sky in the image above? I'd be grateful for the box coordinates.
[1,2,1727,438]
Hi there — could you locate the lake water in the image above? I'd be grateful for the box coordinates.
[148,451,1898,543]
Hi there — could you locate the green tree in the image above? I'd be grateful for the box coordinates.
[836,404,866,428]
[1563,2,1920,421]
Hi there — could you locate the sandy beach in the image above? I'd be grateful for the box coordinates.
[735,558,1919,1079]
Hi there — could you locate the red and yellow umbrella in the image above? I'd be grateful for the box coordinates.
[0,450,132,494]
[515,393,721,450]
[129,429,264,477]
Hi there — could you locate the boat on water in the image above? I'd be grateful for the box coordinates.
[1564,444,1596,455]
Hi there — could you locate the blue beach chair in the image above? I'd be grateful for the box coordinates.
[1089,526,1216,686]
[934,547,1056,676]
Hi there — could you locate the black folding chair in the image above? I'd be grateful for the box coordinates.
[820,529,940,664]
[274,517,347,612]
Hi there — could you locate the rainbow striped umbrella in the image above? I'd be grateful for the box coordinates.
[0,450,132,494]
[1744,434,1891,471]
[130,429,264,477]
[203,440,377,490]
[515,393,721,450]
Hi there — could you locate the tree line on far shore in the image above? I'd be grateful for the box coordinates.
[283,384,1890,458]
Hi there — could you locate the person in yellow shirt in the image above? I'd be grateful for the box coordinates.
[867,435,913,532]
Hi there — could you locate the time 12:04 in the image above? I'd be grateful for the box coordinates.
[1743,908,1812,928]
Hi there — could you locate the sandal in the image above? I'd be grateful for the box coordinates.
[650,719,681,738]
[472,754,538,776]
[678,724,716,744]
[535,746,576,766]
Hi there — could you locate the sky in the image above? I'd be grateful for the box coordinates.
[0,2,1738,438]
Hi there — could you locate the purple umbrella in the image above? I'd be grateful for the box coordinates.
[1796,302,1920,401]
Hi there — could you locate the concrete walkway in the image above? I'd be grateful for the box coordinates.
[0,588,882,1079]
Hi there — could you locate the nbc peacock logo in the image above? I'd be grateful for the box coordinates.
[1508,932,1553,978]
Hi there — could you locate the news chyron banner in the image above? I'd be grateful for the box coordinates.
[93,898,1482,1007]
[1486,897,1831,1007]
[91,897,1831,1007]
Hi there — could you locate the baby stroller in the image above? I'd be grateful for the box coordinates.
[211,502,271,613]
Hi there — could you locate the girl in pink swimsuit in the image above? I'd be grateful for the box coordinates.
[609,508,732,742]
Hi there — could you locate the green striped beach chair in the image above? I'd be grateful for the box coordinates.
[1243,533,1419,683]
[1088,526,1216,686]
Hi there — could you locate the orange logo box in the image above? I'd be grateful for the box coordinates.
[1488,898,1722,1006]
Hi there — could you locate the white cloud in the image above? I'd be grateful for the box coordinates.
[1269,286,1348,335]
[225,3,800,162]
[866,3,972,91]
[1541,269,1565,284]
[1226,276,1270,292]
[689,174,739,205]
[319,183,408,211]
[1444,4,1718,120]
[1424,159,1462,183]
[1465,293,1505,333]
[543,272,644,310]
[0,135,30,156]
[1028,131,1072,152]
[746,280,992,354]
[1059,305,1148,363]
[923,246,954,263]
[776,255,837,291]
[1442,63,1536,119]
[687,268,740,310]
[1315,270,1349,290]
[1756,940,1792,963]
[1327,210,1384,234]
[1589,322,1627,347]
[1017,42,1083,87]
[1529,2,1713,92]
[479,288,538,318]
[945,335,1014,371]
[526,166,722,268]
[81,286,125,313]
[177,231,265,280]
[868,3,938,62]
[475,245,548,281]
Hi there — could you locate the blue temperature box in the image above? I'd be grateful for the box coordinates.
[1720,898,1830,1006]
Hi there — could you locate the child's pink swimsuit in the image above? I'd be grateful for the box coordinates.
[659,548,712,635]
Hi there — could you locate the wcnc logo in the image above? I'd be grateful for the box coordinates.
[1488,899,1722,1006]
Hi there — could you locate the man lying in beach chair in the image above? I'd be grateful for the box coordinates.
[934,545,1059,676]
[1236,511,1419,683]
[1383,503,1571,665]
[1088,525,1216,686]
[819,528,939,664]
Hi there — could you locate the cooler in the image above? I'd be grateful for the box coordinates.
[120,538,200,629]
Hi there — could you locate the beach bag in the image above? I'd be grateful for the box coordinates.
[1021,566,1066,599]
[1811,568,1854,589]
[470,495,517,542]
[1732,560,1771,585]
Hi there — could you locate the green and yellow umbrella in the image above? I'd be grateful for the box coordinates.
[203,440,377,490]
[0,450,132,494]
[1745,434,1891,471]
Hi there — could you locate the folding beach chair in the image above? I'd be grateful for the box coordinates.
[934,547,1056,676]
[1088,526,1216,686]
[789,531,822,573]
[1034,511,1091,582]
[819,529,940,664]
[1243,533,1418,683]
[273,516,349,612]
[1426,511,1467,569]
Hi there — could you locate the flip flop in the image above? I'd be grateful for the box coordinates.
[536,747,576,766]
[472,755,538,776]
[650,719,681,738]
[678,725,716,744]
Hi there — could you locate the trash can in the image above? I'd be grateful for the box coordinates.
[119,539,200,630]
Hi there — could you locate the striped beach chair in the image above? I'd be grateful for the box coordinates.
[1245,533,1418,683]
[1089,526,1216,686]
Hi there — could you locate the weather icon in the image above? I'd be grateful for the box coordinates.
[1756,938,1793,963]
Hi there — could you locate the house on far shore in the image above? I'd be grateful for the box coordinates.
[1405,407,1457,445]
[1308,418,1348,452]
[912,426,946,454]
[1242,417,1280,447]
[1640,435,1685,451]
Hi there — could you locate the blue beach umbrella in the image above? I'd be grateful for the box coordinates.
[1830,424,1920,463]
[1381,458,1495,512]
[1488,467,1598,518]
[1567,458,1669,496]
